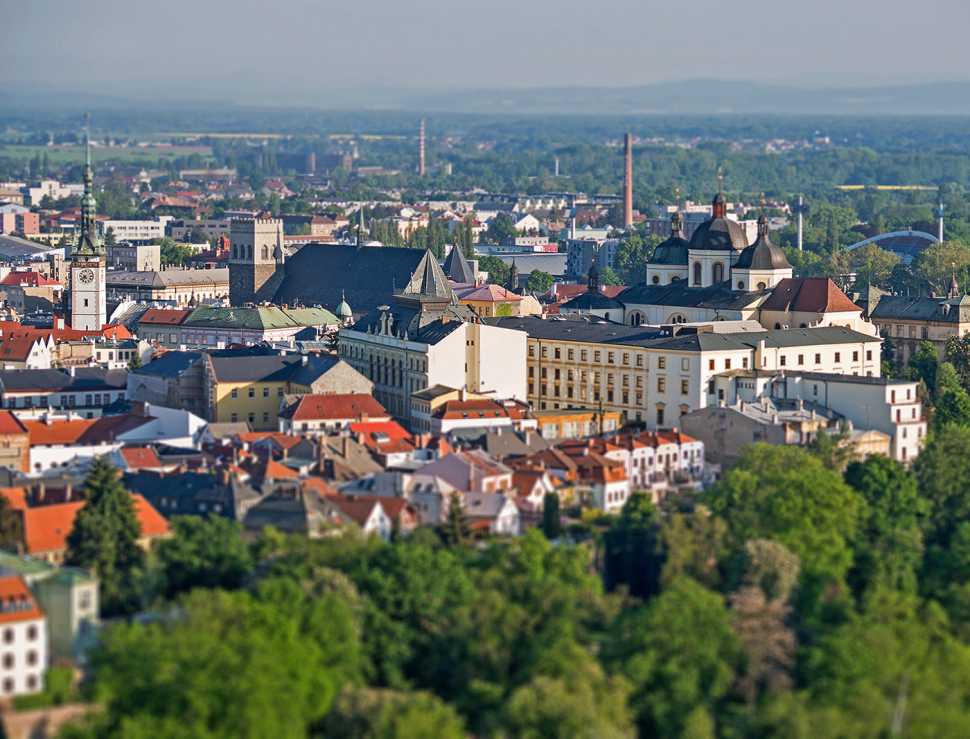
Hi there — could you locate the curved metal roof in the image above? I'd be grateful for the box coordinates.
[845,230,939,265]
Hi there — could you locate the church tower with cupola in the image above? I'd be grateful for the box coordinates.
[70,113,106,331]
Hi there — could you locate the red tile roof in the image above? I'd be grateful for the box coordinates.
[20,494,168,555]
[539,285,626,302]
[23,414,152,446]
[0,576,44,624]
[454,284,523,302]
[138,309,193,326]
[279,394,388,422]
[0,411,27,436]
[0,272,60,287]
[759,278,861,314]
[329,496,382,527]
[120,446,162,469]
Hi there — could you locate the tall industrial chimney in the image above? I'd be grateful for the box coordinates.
[939,202,945,241]
[419,118,426,176]
[797,193,803,251]
[623,133,633,228]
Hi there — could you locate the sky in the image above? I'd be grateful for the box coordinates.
[2,0,967,105]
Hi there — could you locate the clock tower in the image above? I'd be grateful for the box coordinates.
[70,112,106,331]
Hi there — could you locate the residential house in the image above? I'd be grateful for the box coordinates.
[0,411,29,474]
[464,492,520,536]
[0,367,129,418]
[420,450,514,493]
[429,398,536,437]
[0,575,46,696]
[329,495,393,540]
[136,309,194,351]
[277,393,389,436]
[0,272,62,314]
[127,350,204,416]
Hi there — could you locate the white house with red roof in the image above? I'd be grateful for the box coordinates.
[277,393,390,436]
[430,398,536,436]
[0,575,47,697]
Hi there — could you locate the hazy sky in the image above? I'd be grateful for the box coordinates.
[2,0,966,102]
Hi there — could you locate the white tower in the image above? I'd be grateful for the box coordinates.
[70,113,107,331]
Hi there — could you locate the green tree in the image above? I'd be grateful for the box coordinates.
[598,266,623,286]
[324,687,466,739]
[604,492,661,598]
[542,493,561,540]
[72,581,361,738]
[734,539,801,602]
[844,456,926,595]
[103,227,116,246]
[0,494,23,552]
[728,586,797,705]
[128,353,142,371]
[944,332,970,392]
[607,577,741,739]
[912,240,970,295]
[936,361,962,398]
[706,445,862,586]
[934,386,970,430]
[155,515,254,599]
[524,269,555,294]
[65,457,144,614]
[487,215,518,244]
[477,255,511,286]
[906,340,938,391]
[659,505,727,590]
[442,492,469,548]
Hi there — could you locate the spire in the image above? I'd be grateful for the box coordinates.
[75,111,101,257]
[671,210,684,237]
[712,167,727,218]
[509,256,519,292]
[950,262,960,299]
[758,213,769,237]
[588,259,599,292]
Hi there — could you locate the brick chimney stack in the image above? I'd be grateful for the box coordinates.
[623,133,633,228]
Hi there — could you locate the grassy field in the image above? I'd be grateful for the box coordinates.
[0,143,213,166]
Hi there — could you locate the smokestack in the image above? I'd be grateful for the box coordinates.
[939,202,945,242]
[419,119,426,177]
[623,133,633,229]
[797,194,803,252]
[555,157,559,177]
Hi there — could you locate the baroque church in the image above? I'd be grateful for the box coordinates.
[611,194,876,336]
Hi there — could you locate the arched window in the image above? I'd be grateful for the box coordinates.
[693,263,702,285]
[712,262,724,283]
[604,313,610,321]
[247,246,253,259]
[757,282,767,290]
[668,313,687,324]
[232,246,238,259]
[261,246,268,259]
[671,276,680,282]
[737,281,745,291]
[652,275,660,284]
[775,323,782,329]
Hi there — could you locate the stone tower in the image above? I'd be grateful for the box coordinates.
[70,112,106,331]
[228,218,285,306]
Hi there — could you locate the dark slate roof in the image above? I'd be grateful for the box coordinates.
[648,225,690,266]
[124,471,264,521]
[561,289,626,312]
[442,247,475,283]
[0,235,50,260]
[270,243,441,314]
[869,294,970,324]
[0,367,129,393]
[734,226,790,270]
[133,351,203,379]
[491,316,878,351]
[617,280,769,311]
[349,300,476,346]
[688,216,749,252]
[207,354,340,384]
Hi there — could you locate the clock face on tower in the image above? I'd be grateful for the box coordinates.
[76,268,95,285]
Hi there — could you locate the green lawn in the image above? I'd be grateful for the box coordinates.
[0,143,213,166]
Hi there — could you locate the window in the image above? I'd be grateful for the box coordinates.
[541,368,547,379]
[623,353,629,365]
[528,367,534,378]
[742,358,748,369]
[594,351,601,362]
[26,675,37,690]
[724,359,731,370]
[658,357,666,370]
[681,358,689,371]
[554,348,561,359]
[231,388,237,399]
[867,350,873,361]
[636,355,643,367]
[681,379,689,395]
[607,352,614,364]
[709,359,715,370]
[581,350,587,361]
[248,413,255,423]
[78,591,91,610]
[2,678,11,694]
[657,377,666,392]
[693,262,702,285]
[657,407,665,425]
[554,369,560,380]
[798,354,804,365]
[3,654,12,669]
[529,346,535,357]
[834,352,841,363]
[248,388,255,398]
[567,348,574,360]
[853,351,859,362]
[541,346,547,358]
[262,387,269,397]
[278,388,284,397]
[779,356,786,366]
[263,412,269,423]
[231,413,237,423]
[26,651,36,666]
[815,353,821,364]
[2,629,11,645]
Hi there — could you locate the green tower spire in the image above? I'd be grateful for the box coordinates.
[74,112,101,256]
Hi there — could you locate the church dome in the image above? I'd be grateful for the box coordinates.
[649,211,690,266]
[336,292,353,318]
[734,215,791,270]
[687,194,749,253]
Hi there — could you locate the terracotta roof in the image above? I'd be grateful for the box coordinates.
[454,284,523,302]
[23,414,152,446]
[435,399,510,420]
[279,393,388,422]
[138,309,194,326]
[300,477,339,497]
[349,420,412,442]
[0,411,27,436]
[20,493,168,554]
[759,278,861,314]
[0,575,44,624]
[0,487,29,511]
[539,285,626,302]
[0,272,60,287]
[0,336,43,362]
[121,446,163,469]
[329,495,382,526]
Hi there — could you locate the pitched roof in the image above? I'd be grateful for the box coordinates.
[442,247,476,283]
[0,272,60,287]
[279,393,388,422]
[0,367,129,393]
[758,278,860,313]
[454,284,523,302]
[23,414,152,446]
[137,309,193,326]
[206,354,340,384]
[120,446,163,469]
[329,495,383,526]
[0,575,44,624]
